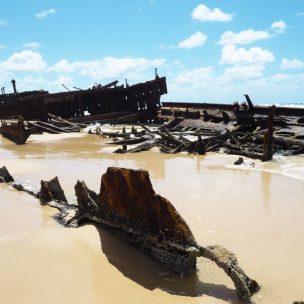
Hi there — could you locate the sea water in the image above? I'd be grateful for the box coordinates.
[0,133,303,304]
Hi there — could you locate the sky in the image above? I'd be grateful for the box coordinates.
[0,0,304,104]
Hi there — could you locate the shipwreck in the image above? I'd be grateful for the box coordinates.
[0,73,167,144]
[0,73,167,121]
[1,74,304,162]
[0,116,32,144]
[2,166,260,304]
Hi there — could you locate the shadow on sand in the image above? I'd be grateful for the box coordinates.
[96,226,241,303]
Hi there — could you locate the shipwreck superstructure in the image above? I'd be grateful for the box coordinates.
[0,75,167,121]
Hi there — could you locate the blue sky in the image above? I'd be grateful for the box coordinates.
[0,1,304,104]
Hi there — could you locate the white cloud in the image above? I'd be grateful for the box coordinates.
[244,73,304,103]
[9,75,75,93]
[271,74,292,81]
[159,43,176,50]
[220,64,265,81]
[192,4,233,22]
[50,59,84,73]
[0,20,8,27]
[23,42,42,49]
[270,73,304,82]
[0,44,7,50]
[53,76,74,89]
[0,50,47,72]
[271,21,287,33]
[174,66,214,84]
[173,60,182,65]
[50,56,166,80]
[178,32,207,49]
[15,76,48,91]
[219,29,271,45]
[297,12,304,16]
[280,58,304,69]
[35,8,56,19]
[160,31,207,50]
[220,44,275,65]
[166,65,304,103]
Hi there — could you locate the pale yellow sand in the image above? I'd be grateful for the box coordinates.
[0,133,304,304]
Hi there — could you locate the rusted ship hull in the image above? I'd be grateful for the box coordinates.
[96,217,198,274]
[0,119,31,144]
[162,101,304,117]
[76,167,200,274]
[0,77,167,121]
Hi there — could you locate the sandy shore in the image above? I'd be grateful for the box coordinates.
[0,132,304,304]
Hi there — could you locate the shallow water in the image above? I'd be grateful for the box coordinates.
[0,132,304,304]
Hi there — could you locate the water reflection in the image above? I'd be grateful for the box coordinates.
[261,171,272,211]
[0,133,207,182]
[1,134,102,160]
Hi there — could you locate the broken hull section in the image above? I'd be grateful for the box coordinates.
[9,167,260,303]
[94,216,198,274]
[96,167,199,273]
[0,120,31,144]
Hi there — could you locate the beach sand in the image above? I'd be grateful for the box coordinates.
[0,132,304,304]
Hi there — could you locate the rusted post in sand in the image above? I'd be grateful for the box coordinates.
[11,79,17,94]
[197,134,205,155]
[263,106,275,162]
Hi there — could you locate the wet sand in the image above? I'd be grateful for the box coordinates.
[0,132,304,304]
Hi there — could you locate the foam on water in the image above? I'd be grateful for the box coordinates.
[227,154,304,181]
[260,102,304,108]
[272,154,304,181]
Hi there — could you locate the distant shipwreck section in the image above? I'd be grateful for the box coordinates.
[1,74,304,162]
[0,75,167,121]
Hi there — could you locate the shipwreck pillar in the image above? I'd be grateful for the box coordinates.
[11,79,17,94]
